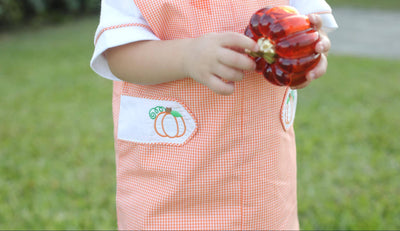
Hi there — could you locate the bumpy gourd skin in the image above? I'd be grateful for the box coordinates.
[245,6,321,87]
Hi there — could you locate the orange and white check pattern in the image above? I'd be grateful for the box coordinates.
[107,0,299,230]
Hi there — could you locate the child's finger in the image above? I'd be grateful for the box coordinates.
[306,54,327,81]
[316,34,331,54]
[308,14,322,30]
[291,54,328,90]
[206,74,235,95]
[217,48,256,71]
[219,32,259,52]
[290,80,311,90]
[212,63,244,82]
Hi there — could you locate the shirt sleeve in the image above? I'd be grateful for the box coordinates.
[90,0,160,81]
[290,0,338,33]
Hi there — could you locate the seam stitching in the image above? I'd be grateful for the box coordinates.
[95,23,153,45]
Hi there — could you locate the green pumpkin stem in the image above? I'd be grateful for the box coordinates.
[246,38,276,64]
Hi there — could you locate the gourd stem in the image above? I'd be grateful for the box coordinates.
[246,38,276,64]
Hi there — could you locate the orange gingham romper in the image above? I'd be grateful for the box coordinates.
[112,0,299,230]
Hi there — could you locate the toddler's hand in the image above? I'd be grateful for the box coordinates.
[183,32,258,95]
[292,14,332,89]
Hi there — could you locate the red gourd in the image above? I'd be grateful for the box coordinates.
[245,6,321,87]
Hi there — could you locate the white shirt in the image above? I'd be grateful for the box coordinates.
[90,0,338,81]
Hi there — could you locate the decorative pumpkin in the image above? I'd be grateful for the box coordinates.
[245,6,321,87]
[151,107,187,138]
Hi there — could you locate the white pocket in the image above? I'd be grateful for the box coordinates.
[118,96,197,145]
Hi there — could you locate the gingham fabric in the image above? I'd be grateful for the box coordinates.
[110,0,302,230]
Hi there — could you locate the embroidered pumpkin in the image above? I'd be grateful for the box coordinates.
[245,6,321,87]
[154,107,187,138]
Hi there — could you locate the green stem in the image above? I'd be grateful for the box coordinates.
[246,38,276,64]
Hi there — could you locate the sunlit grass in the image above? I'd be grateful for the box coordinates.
[296,55,400,229]
[0,17,116,229]
[328,0,400,10]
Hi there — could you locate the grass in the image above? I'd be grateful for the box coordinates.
[328,0,400,10]
[1,16,400,230]
[295,55,400,229]
[0,18,116,229]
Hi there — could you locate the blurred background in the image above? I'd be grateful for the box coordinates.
[0,0,399,229]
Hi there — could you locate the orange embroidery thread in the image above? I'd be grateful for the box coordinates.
[95,23,153,45]
[153,107,187,138]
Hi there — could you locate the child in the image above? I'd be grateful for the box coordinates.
[90,0,337,230]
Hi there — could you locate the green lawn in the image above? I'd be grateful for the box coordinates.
[1,17,400,230]
[0,18,116,229]
[328,0,400,10]
[296,55,400,229]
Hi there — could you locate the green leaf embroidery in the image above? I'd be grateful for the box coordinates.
[170,110,183,118]
[286,90,295,104]
[149,106,165,119]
